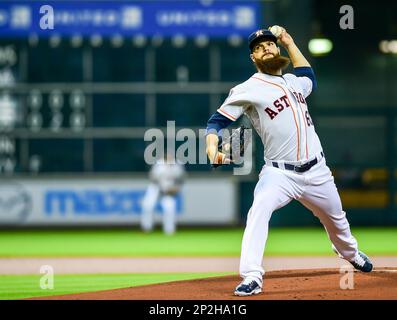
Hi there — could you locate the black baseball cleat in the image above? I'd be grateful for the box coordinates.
[349,251,373,272]
[234,278,262,296]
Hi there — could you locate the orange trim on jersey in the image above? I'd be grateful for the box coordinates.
[251,76,301,161]
[297,101,309,159]
[290,82,309,159]
[218,108,237,121]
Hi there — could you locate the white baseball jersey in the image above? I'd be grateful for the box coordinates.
[217,72,323,163]
[149,160,185,194]
[216,67,362,288]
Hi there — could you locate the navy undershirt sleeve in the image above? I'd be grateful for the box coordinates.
[294,66,317,90]
[205,111,234,135]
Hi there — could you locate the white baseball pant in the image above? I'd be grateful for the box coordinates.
[239,157,358,285]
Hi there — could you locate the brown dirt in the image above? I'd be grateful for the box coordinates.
[30,268,397,300]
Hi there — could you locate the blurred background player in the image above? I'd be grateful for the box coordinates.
[141,154,186,235]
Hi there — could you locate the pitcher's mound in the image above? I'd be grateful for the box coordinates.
[32,268,397,300]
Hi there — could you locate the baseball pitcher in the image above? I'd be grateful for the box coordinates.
[205,27,373,296]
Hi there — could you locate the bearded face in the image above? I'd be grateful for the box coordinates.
[250,40,291,74]
[253,54,291,74]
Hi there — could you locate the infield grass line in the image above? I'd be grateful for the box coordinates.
[0,227,395,257]
[0,272,233,300]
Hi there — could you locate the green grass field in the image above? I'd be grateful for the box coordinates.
[1,227,396,300]
[0,227,396,257]
[0,272,231,300]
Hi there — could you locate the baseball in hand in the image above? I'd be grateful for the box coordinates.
[269,25,285,38]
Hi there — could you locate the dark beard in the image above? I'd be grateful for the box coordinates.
[253,54,291,75]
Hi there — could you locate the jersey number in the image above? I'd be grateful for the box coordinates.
[305,111,314,126]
